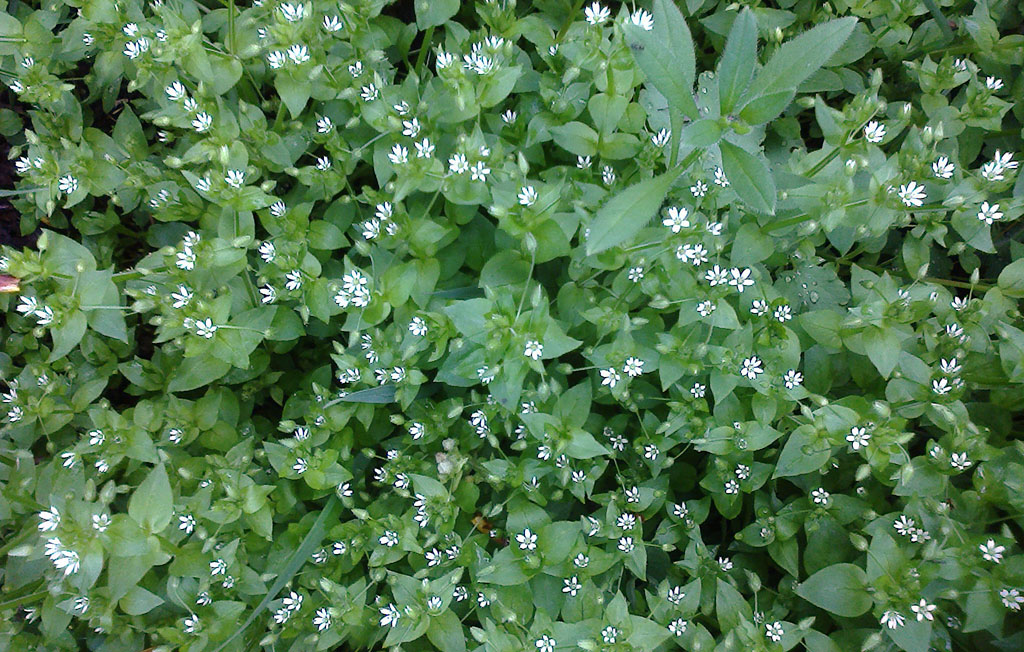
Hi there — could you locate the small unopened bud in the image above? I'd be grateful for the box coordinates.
[970,268,980,286]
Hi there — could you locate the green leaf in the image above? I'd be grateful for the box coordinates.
[720,140,776,215]
[415,0,458,28]
[624,0,698,120]
[337,385,396,403]
[716,579,753,631]
[862,326,901,378]
[679,119,722,148]
[731,223,774,266]
[550,121,598,157]
[48,310,88,362]
[737,90,795,124]
[566,429,610,459]
[745,17,857,99]
[588,93,629,135]
[127,465,173,533]
[211,497,341,652]
[774,426,832,478]
[168,355,231,392]
[275,73,312,119]
[586,168,682,255]
[998,258,1024,298]
[717,9,757,113]
[627,615,670,649]
[427,610,466,652]
[796,563,871,617]
[119,586,164,615]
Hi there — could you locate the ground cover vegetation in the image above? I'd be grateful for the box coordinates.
[1,0,1023,650]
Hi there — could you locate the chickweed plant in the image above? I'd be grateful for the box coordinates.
[1,0,1023,650]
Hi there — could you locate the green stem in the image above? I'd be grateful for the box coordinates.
[0,588,47,611]
[922,0,955,41]
[415,26,434,73]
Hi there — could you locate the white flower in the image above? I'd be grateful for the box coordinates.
[259,285,277,304]
[194,318,218,339]
[985,76,1003,91]
[82,32,94,45]
[623,357,644,377]
[573,553,590,568]
[628,266,645,282]
[562,576,581,596]
[932,156,954,179]
[179,514,196,534]
[663,206,689,232]
[705,265,728,286]
[629,9,654,30]
[388,144,408,165]
[38,506,61,532]
[765,621,783,642]
[577,155,592,169]
[669,618,688,636]
[880,610,905,629]
[910,598,936,621]
[192,112,212,132]
[448,153,469,174]
[897,181,927,207]
[183,614,200,634]
[977,201,1002,225]
[931,378,952,395]
[415,138,434,158]
[894,515,915,536]
[348,60,364,76]
[409,316,428,336]
[864,121,886,143]
[846,426,870,450]
[979,539,1005,563]
[285,43,310,64]
[696,300,715,317]
[166,81,187,101]
[600,367,620,388]
[279,3,306,22]
[315,155,331,170]
[501,110,517,124]
[713,167,729,187]
[740,356,763,380]
[524,339,544,360]
[516,528,537,551]
[123,39,147,59]
[210,558,227,575]
[170,284,194,309]
[690,383,706,398]
[285,270,303,291]
[92,513,111,532]
[535,634,556,652]
[652,128,670,147]
[617,536,635,553]
[584,2,610,25]
[783,369,803,389]
[602,165,616,185]
[258,241,276,263]
[360,84,379,101]
[379,603,401,628]
[323,15,343,32]
[470,161,490,182]
[1000,588,1024,611]
[811,488,829,505]
[601,626,618,643]
[718,556,733,571]
[293,458,307,474]
[518,186,538,207]
[950,452,971,471]
[58,175,78,195]
[267,50,286,69]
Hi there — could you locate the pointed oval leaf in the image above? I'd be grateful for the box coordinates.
[720,140,776,215]
[624,0,698,119]
[585,169,681,255]
[796,563,871,617]
[745,17,857,99]
[717,9,758,113]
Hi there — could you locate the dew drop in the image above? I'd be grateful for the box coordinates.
[809,291,820,303]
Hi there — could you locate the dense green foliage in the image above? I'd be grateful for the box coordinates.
[1,0,1024,650]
